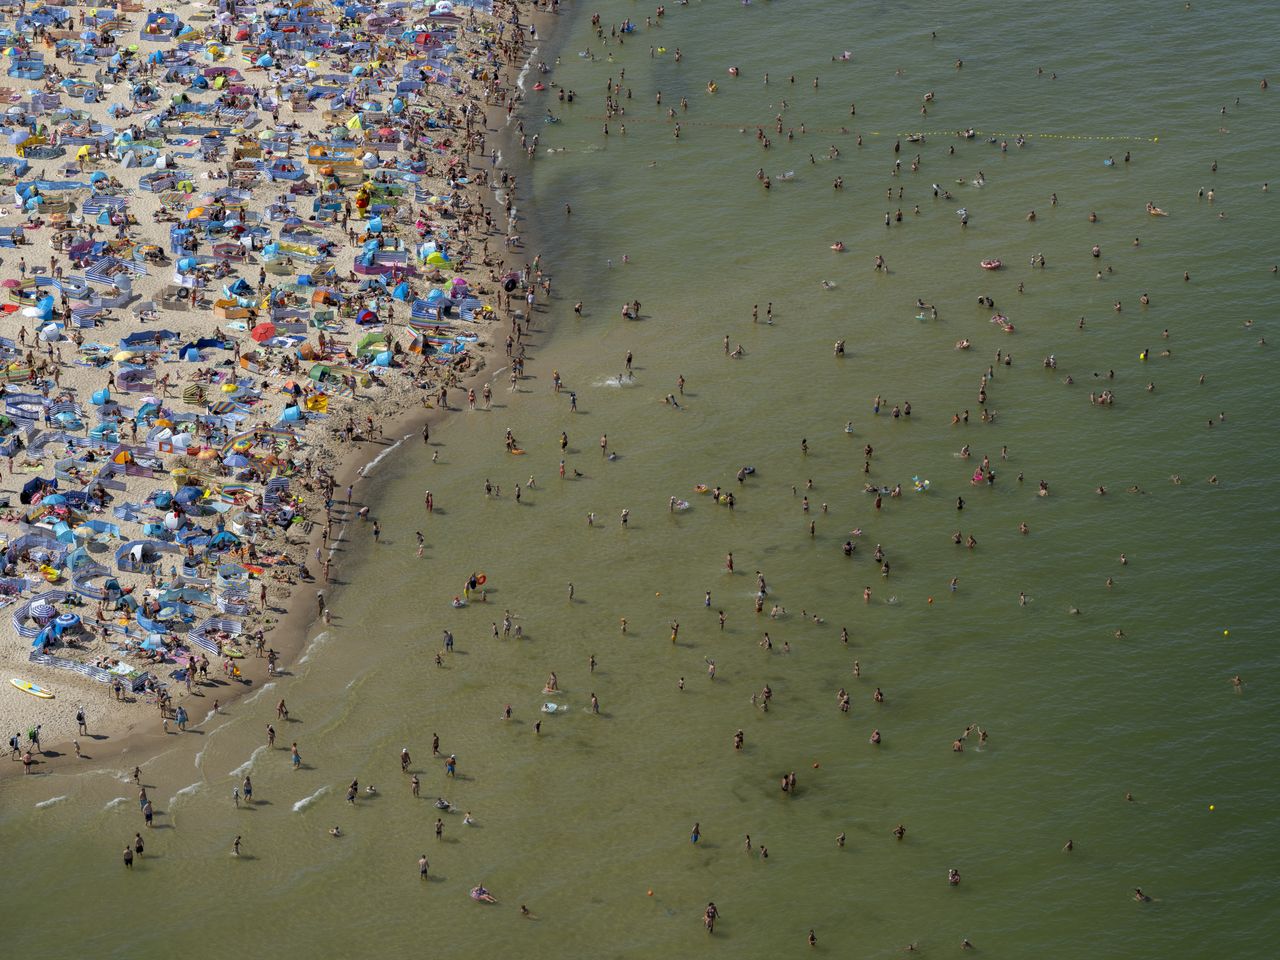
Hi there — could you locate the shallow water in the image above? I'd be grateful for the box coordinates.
[2,2,1279,957]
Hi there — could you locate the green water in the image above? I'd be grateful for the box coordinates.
[3,2,1279,957]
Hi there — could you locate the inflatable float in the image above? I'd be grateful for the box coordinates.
[980,259,1001,270]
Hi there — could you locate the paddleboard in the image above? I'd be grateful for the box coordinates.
[10,678,53,699]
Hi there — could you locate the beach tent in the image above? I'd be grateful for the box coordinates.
[21,477,56,504]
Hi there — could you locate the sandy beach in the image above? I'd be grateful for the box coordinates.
[1,0,535,774]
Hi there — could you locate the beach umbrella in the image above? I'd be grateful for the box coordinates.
[251,322,276,343]
[224,453,250,468]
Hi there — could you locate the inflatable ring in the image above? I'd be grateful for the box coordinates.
[694,484,708,493]
[476,574,487,586]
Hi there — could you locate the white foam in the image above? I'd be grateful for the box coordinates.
[327,528,346,561]
[34,795,68,809]
[297,630,330,666]
[359,434,406,478]
[292,785,328,812]
[229,745,266,779]
[244,681,277,706]
[103,796,130,811]
[193,747,206,770]
[169,781,202,806]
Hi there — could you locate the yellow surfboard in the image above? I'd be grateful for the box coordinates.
[10,678,54,699]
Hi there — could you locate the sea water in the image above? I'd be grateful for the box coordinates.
[2,2,1278,957]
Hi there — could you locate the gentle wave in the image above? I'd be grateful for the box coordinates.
[34,795,68,809]
[243,681,278,707]
[169,781,202,807]
[297,631,330,666]
[292,786,328,812]
[103,797,130,811]
[360,435,407,478]
[229,745,267,779]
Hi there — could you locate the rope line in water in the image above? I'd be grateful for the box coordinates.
[578,115,1160,142]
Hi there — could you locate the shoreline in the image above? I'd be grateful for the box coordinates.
[2,0,563,783]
